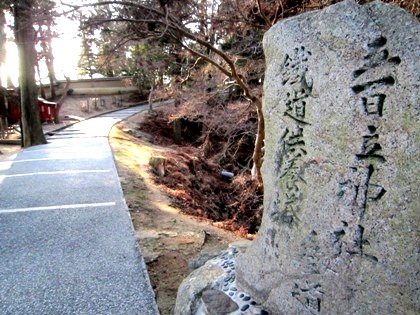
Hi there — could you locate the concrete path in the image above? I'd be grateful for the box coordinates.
[0,105,159,314]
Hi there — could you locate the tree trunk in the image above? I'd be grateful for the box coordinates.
[14,0,46,147]
[46,25,57,99]
[49,73,56,99]
[252,98,265,191]
[173,117,182,144]
[0,9,6,88]
[54,76,70,123]
[148,83,154,112]
[36,62,46,99]
[0,88,6,116]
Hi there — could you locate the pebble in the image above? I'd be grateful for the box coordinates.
[241,304,250,311]
[215,247,266,314]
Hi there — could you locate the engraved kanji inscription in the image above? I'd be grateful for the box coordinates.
[352,36,401,80]
[361,94,385,116]
[350,36,401,116]
[356,125,385,162]
[292,281,324,314]
[334,35,399,263]
[274,46,313,226]
[300,230,322,275]
[282,46,312,86]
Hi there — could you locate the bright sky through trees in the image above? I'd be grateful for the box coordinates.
[50,14,81,79]
[0,4,81,87]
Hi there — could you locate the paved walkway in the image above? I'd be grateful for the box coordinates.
[0,105,159,314]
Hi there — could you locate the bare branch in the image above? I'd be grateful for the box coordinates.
[158,3,170,39]
[256,0,271,27]
[178,41,231,78]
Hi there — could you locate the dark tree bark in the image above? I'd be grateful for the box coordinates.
[54,76,70,123]
[0,9,7,132]
[36,61,46,99]
[41,25,57,99]
[34,0,58,100]
[0,9,6,88]
[13,0,46,147]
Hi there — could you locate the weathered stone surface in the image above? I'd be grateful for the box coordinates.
[188,245,229,272]
[236,1,419,314]
[175,242,252,315]
[174,259,225,315]
[201,289,239,315]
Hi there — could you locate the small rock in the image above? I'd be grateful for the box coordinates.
[149,156,166,177]
[174,261,225,315]
[122,128,133,135]
[240,304,250,311]
[144,253,160,264]
[201,289,239,315]
[158,231,178,237]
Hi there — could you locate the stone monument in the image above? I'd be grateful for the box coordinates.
[235,0,419,314]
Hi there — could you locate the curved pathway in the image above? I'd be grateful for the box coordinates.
[0,105,159,314]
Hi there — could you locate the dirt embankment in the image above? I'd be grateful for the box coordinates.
[136,102,264,236]
[109,115,243,314]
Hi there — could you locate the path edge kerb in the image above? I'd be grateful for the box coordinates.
[45,98,174,137]
[105,100,173,315]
